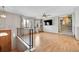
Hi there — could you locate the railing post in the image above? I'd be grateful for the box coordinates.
[29,29,33,52]
[29,29,31,52]
[31,29,33,48]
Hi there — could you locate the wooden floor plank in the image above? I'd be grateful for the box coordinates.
[33,32,79,52]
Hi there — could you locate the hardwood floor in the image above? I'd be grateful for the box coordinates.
[32,32,79,52]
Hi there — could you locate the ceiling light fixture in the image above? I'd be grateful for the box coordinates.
[42,13,47,18]
[0,6,6,18]
[42,13,51,19]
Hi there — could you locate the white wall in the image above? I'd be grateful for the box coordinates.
[72,13,75,36]
[0,11,21,49]
[74,9,79,40]
[43,17,58,33]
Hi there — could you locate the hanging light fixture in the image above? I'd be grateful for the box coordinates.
[42,13,47,18]
[0,6,6,18]
[42,13,51,19]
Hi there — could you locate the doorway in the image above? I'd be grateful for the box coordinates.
[58,15,72,35]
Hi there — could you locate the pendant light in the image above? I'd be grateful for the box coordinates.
[0,6,6,18]
[42,13,47,18]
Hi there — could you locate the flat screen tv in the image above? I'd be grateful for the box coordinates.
[44,19,52,25]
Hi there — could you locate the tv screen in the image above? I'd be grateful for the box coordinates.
[44,20,52,25]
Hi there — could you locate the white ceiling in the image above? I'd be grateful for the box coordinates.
[0,6,78,18]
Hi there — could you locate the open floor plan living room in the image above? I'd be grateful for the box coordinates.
[0,6,79,52]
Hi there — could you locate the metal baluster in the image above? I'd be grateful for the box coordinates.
[30,29,33,48]
[29,29,33,52]
[29,29,31,52]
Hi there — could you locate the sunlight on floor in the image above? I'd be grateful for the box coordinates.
[35,34,40,47]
